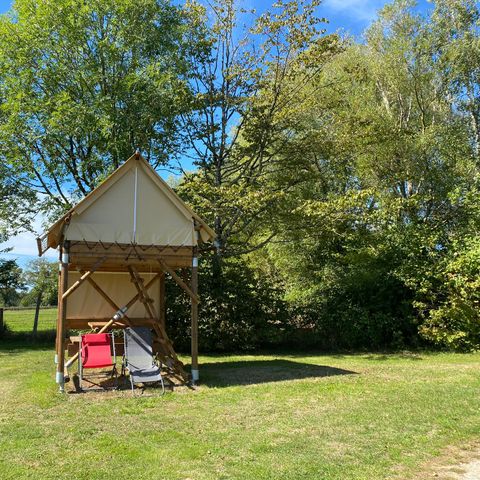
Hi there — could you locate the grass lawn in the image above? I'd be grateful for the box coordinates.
[0,343,479,480]
[3,308,57,333]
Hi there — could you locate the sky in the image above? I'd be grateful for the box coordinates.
[0,0,432,267]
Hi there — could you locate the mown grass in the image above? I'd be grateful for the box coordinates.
[3,308,57,332]
[0,343,479,479]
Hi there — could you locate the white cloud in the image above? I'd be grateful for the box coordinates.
[322,0,385,23]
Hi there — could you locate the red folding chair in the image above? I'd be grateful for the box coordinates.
[79,333,117,390]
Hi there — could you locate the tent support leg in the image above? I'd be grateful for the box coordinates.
[56,241,70,393]
[191,248,199,384]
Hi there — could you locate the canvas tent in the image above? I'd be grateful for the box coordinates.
[37,151,215,392]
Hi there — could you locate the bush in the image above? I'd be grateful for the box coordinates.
[166,254,289,352]
[419,237,480,351]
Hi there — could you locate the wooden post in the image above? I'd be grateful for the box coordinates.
[55,247,62,364]
[159,271,165,330]
[0,308,3,333]
[56,241,70,392]
[32,292,42,337]
[191,247,199,384]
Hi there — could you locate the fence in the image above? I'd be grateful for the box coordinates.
[1,306,57,311]
[0,306,57,334]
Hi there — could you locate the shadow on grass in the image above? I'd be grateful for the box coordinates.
[200,359,357,387]
[67,373,176,395]
[221,349,431,361]
[0,330,55,355]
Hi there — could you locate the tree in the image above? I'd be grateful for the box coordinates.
[21,258,57,335]
[22,259,58,306]
[0,0,206,224]
[0,161,36,242]
[0,259,24,306]
[431,0,480,161]
[176,0,338,263]
[257,0,479,349]
[163,0,339,349]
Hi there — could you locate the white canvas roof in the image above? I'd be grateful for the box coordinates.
[38,153,215,254]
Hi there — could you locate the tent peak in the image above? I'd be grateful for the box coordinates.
[37,151,215,256]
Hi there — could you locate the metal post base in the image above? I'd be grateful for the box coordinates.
[56,371,65,393]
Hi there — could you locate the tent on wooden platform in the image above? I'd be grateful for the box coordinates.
[37,151,215,392]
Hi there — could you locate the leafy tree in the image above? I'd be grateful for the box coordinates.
[0,162,36,242]
[0,259,24,306]
[431,0,480,161]
[21,258,57,335]
[258,0,479,349]
[166,0,339,350]
[176,0,339,262]
[418,235,480,350]
[166,253,289,352]
[21,259,58,307]
[0,0,206,223]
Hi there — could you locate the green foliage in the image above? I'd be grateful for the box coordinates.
[0,0,205,224]
[3,0,480,352]
[21,259,58,306]
[0,259,24,306]
[253,0,480,350]
[166,254,289,352]
[177,0,337,257]
[0,162,37,240]
[418,237,480,350]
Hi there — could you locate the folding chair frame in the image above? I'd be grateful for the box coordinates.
[122,328,165,395]
[79,333,118,391]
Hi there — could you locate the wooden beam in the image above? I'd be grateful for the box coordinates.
[127,266,158,319]
[128,265,188,381]
[126,273,161,309]
[62,257,106,299]
[68,241,192,256]
[68,258,193,271]
[157,259,199,303]
[159,272,165,330]
[55,247,62,362]
[66,317,156,329]
[64,274,162,369]
[84,274,132,327]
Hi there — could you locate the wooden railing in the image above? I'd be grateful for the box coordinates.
[36,231,49,256]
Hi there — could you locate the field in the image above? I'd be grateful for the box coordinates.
[2,308,57,333]
[0,342,479,480]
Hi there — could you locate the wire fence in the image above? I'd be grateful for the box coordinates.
[0,306,57,334]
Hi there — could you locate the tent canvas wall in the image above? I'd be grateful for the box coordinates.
[37,152,215,392]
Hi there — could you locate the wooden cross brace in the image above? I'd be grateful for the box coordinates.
[157,259,199,304]
[64,272,162,370]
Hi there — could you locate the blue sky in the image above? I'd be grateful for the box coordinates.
[0,0,432,36]
[0,0,431,267]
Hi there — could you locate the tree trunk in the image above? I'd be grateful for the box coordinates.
[33,292,42,337]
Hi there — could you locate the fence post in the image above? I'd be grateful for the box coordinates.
[32,293,42,337]
[0,308,3,332]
